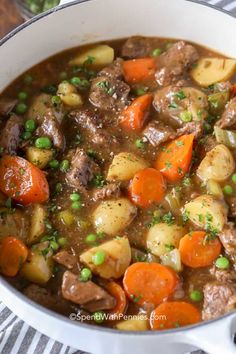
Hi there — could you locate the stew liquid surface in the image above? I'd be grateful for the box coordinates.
[0,36,236,331]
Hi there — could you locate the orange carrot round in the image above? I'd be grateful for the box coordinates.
[123,263,178,307]
[179,231,221,268]
[120,94,153,131]
[123,58,156,83]
[106,282,127,318]
[0,236,28,277]
[129,168,166,207]
[155,134,194,183]
[0,155,49,205]
[150,301,201,330]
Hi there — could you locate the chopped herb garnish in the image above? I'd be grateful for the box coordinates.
[135,139,145,150]
[168,102,178,109]
[131,294,143,303]
[165,161,172,169]
[83,56,95,66]
[162,212,175,225]
[96,80,113,95]
[174,91,186,100]
[93,174,106,188]
[165,244,175,251]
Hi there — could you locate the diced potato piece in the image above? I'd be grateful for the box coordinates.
[191,58,236,87]
[80,237,131,279]
[184,194,228,231]
[93,198,137,236]
[27,93,51,119]
[57,82,83,107]
[160,248,182,272]
[197,144,235,182]
[26,147,54,169]
[69,45,114,67]
[28,204,47,244]
[214,126,236,149]
[107,152,148,181]
[58,210,75,226]
[208,91,230,115]
[20,252,53,284]
[146,223,186,257]
[206,179,223,199]
[116,315,148,331]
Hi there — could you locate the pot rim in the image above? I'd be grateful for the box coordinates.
[0,0,235,337]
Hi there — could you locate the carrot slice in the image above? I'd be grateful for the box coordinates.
[129,168,166,207]
[123,262,178,307]
[0,155,49,205]
[0,236,28,277]
[155,134,194,183]
[123,58,156,83]
[150,301,201,330]
[179,231,221,268]
[106,282,127,318]
[120,94,153,131]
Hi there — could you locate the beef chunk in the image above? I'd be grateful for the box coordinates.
[143,121,176,147]
[210,265,236,283]
[219,223,236,261]
[202,281,236,320]
[98,58,124,80]
[153,85,208,127]
[0,115,23,154]
[61,271,116,312]
[92,182,121,202]
[155,41,199,86]
[0,99,17,116]
[66,148,100,193]
[53,251,78,270]
[216,97,236,129]
[214,81,232,93]
[36,109,65,150]
[70,109,118,146]
[121,36,153,59]
[226,196,236,218]
[89,76,130,111]
[176,121,204,140]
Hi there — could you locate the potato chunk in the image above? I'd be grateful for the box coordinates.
[197,144,235,182]
[116,315,148,331]
[184,194,228,231]
[26,147,54,169]
[20,252,53,284]
[146,223,186,257]
[57,82,83,107]
[69,45,114,67]
[80,237,131,279]
[28,204,47,244]
[160,248,182,272]
[191,58,236,87]
[107,152,148,181]
[93,198,137,236]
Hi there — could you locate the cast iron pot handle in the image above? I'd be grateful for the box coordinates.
[184,313,236,354]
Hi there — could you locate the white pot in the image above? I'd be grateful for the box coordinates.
[0,0,236,353]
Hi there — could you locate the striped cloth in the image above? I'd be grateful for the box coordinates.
[0,0,235,353]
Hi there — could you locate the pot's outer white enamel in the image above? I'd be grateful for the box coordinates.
[0,0,236,353]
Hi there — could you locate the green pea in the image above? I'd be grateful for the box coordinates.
[86,234,97,243]
[135,88,146,96]
[50,240,59,251]
[25,119,36,132]
[92,250,106,265]
[15,103,28,115]
[21,131,32,140]
[51,95,61,106]
[80,268,92,282]
[49,160,60,169]
[152,48,162,57]
[232,174,236,183]
[70,193,81,202]
[60,160,70,172]
[35,137,52,149]
[190,290,203,302]
[58,237,68,247]
[18,91,28,101]
[215,256,230,269]
[24,74,33,84]
[70,77,81,86]
[71,201,82,210]
[223,185,233,195]
[135,139,145,149]
[93,311,105,324]
[180,111,192,122]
